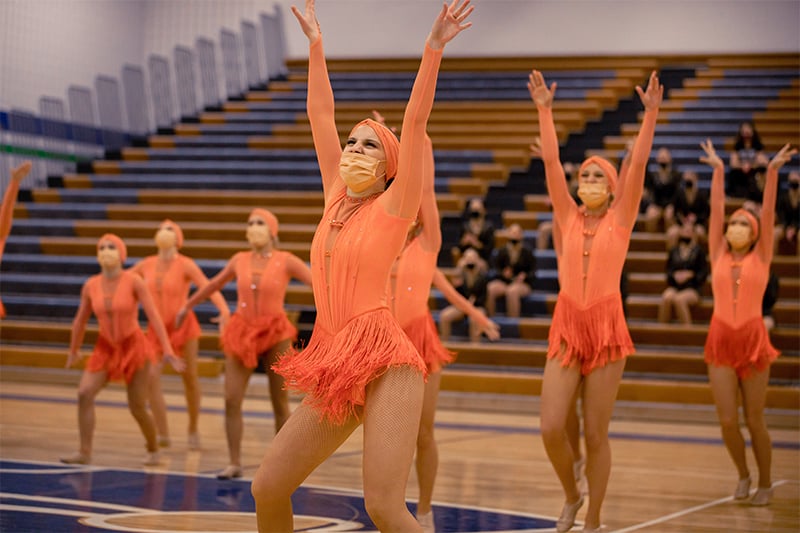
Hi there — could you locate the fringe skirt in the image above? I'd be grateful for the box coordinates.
[146,310,201,358]
[403,312,455,374]
[274,307,426,424]
[221,312,297,369]
[705,315,779,378]
[86,330,154,383]
[547,292,634,375]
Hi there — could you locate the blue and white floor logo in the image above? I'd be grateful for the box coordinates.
[0,460,557,532]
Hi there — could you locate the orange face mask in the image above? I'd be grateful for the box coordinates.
[339,152,384,193]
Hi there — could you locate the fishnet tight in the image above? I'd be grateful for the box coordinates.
[252,365,424,533]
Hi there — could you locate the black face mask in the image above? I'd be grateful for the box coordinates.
[790,182,800,190]
[509,239,520,246]
[469,211,481,218]
[678,236,692,245]
[684,181,694,189]
[464,263,476,270]
[658,162,669,170]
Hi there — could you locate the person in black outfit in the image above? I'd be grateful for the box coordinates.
[643,147,681,232]
[774,170,800,255]
[727,121,768,199]
[438,247,490,342]
[664,170,710,249]
[486,223,536,317]
[451,197,495,264]
[658,222,709,325]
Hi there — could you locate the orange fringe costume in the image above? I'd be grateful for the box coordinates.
[274,36,442,423]
[537,101,658,375]
[0,169,23,318]
[73,270,154,383]
[221,250,300,369]
[133,242,228,358]
[704,165,779,378]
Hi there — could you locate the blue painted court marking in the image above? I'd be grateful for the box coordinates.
[4,392,798,451]
[0,460,559,532]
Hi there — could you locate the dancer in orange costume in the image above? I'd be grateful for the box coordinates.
[177,208,312,479]
[700,139,795,506]
[62,234,184,466]
[0,161,33,319]
[387,124,499,531]
[250,1,473,531]
[530,69,662,533]
[130,219,230,451]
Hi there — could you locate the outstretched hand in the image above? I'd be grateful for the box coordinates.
[480,318,501,341]
[768,143,797,170]
[699,138,724,169]
[635,71,663,111]
[427,0,474,50]
[65,351,83,369]
[527,70,556,108]
[371,110,397,133]
[11,161,32,183]
[291,0,321,43]
[165,353,186,373]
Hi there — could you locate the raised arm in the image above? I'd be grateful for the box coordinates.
[0,161,32,256]
[417,135,442,252]
[528,70,572,228]
[381,0,473,219]
[759,143,798,260]
[432,268,500,340]
[292,0,341,200]
[615,71,662,230]
[700,139,727,263]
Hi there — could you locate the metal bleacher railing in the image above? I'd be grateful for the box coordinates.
[0,6,287,195]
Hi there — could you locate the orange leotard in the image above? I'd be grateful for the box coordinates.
[704,165,779,377]
[274,36,442,423]
[537,104,658,374]
[0,174,22,318]
[222,250,302,369]
[76,270,154,383]
[133,254,217,357]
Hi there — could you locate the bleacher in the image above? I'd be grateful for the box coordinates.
[1,52,798,413]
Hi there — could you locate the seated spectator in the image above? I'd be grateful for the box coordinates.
[727,120,767,199]
[438,248,490,343]
[664,170,710,249]
[774,170,799,255]
[486,223,536,317]
[643,147,681,232]
[451,197,495,265]
[762,271,780,332]
[658,222,709,325]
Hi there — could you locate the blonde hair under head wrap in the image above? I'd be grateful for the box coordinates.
[249,208,279,238]
[349,118,399,180]
[730,208,760,241]
[97,233,127,263]
[579,156,618,193]
[160,218,184,248]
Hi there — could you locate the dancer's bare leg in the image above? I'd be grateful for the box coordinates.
[128,362,159,453]
[180,338,201,437]
[265,339,293,433]
[581,357,625,530]
[416,370,442,516]
[224,355,254,469]
[741,366,772,489]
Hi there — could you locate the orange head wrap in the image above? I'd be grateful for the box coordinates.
[730,208,759,241]
[97,233,127,263]
[349,118,400,180]
[249,208,279,238]
[579,156,618,193]
[160,218,184,248]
